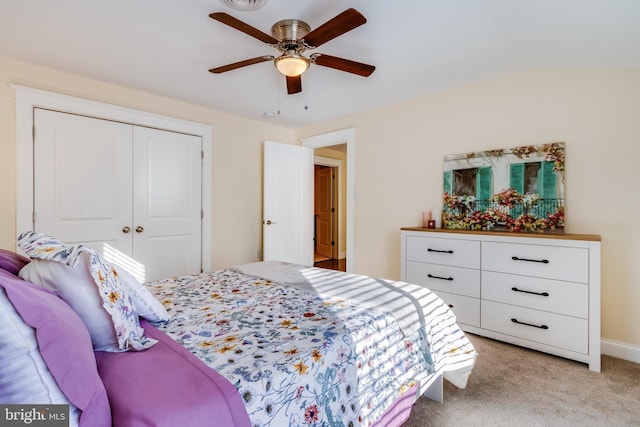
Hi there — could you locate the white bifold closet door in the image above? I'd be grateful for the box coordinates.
[33,108,202,282]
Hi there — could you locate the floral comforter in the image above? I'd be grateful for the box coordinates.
[148,264,475,427]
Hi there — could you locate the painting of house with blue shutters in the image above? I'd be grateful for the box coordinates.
[442,142,565,233]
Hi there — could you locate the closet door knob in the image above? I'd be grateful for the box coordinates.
[122,226,131,233]
[135,226,144,233]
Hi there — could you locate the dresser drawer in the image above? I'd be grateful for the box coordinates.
[406,261,480,297]
[482,242,589,283]
[482,271,588,318]
[481,300,588,354]
[405,236,480,269]
[433,290,480,327]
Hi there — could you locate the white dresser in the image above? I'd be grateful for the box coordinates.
[401,228,601,371]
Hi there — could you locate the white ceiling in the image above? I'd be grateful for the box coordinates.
[1,0,639,128]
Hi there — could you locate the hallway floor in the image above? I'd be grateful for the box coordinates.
[313,257,346,272]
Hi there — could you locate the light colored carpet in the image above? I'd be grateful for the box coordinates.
[404,333,640,427]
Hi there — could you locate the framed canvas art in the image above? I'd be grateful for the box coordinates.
[442,142,565,233]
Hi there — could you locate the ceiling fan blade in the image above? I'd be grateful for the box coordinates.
[286,75,302,94]
[209,56,273,73]
[210,12,279,44]
[303,8,367,48]
[312,54,375,77]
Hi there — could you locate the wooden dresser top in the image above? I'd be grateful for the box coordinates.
[401,227,601,242]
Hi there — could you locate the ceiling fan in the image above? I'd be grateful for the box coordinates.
[208,8,376,94]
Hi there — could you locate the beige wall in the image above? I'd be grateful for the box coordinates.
[298,69,640,348]
[1,56,639,350]
[0,56,295,270]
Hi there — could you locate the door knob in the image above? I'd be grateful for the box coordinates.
[122,226,131,234]
[135,226,144,233]
[264,220,277,225]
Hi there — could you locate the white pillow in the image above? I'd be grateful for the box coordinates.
[0,288,81,426]
[19,254,122,352]
[113,264,170,323]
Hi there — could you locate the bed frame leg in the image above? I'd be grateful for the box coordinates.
[423,373,443,403]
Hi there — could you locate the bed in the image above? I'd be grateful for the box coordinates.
[1,232,476,427]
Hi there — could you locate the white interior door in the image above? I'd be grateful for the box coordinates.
[34,108,133,255]
[133,126,202,281]
[263,141,314,266]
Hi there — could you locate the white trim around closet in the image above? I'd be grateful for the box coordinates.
[11,84,212,272]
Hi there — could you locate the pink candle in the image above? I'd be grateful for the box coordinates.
[421,212,432,228]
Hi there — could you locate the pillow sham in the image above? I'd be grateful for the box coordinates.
[0,268,111,426]
[113,264,170,323]
[19,255,123,352]
[0,248,30,275]
[0,287,81,427]
[17,230,156,352]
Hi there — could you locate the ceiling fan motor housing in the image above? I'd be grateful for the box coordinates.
[271,19,311,43]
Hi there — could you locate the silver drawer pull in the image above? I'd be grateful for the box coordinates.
[511,287,549,297]
[428,273,454,281]
[428,248,454,254]
[512,256,549,264]
[511,318,549,330]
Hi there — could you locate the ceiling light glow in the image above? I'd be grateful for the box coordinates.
[274,54,310,77]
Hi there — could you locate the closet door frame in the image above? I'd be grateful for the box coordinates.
[12,84,212,272]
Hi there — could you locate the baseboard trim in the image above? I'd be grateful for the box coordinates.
[601,339,640,364]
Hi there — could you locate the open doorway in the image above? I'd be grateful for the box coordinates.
[314,165,336,262]
[301,128,355,272]
[313,146,345,272]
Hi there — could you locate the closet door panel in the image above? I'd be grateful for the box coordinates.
[33,109,133,256]
[132,126,202,281]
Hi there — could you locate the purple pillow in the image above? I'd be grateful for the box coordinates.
[0,269,111,427]
[0,249,30,275]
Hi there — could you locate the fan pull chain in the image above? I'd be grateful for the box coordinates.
[304,73,309,111]
[277,76,281,115]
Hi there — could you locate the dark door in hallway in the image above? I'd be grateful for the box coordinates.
[314,165,334,259]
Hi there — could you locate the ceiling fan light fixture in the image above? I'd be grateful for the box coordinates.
[274,53,309,77]
[218,0,267,11]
